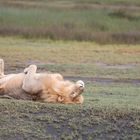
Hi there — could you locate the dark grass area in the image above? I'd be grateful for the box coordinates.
[1,27,140,44]
[0,99,140,140]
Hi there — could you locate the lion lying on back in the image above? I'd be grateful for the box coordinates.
[0,59,85,104]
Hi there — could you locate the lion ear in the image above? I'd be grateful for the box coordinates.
[58,96,64,102]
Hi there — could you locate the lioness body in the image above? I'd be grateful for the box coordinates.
[0,73,28,99]
[0,59,84,104]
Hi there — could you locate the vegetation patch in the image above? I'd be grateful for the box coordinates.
[0,0,139,43]
[0,37,140,139]
[0,99,140,140]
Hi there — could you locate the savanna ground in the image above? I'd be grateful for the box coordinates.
[0,0,140,139]
[0,37,140,140]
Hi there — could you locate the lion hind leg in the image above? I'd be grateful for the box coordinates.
[0,59,4,78]
[22,65,42,94]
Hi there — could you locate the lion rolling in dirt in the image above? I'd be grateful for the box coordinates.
[0,59,85,104]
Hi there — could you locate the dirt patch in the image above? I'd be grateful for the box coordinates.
[65,76,140,85]
[96,62,138,69]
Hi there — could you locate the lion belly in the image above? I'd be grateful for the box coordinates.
[1,73,33,100]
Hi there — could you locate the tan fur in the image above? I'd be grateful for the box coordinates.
[0,60,85,104]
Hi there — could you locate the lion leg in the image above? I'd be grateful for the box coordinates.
[22,65,42,94]
[0,59,4,78]
[0,59,6,93]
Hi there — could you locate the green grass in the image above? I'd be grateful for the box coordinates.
[0,37,140,79]
[0,37,140,139]
[86,82,140,109]
[0,0,140,43]
[0,6,139,32]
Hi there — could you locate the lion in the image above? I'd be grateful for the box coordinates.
[0,59,85,104]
